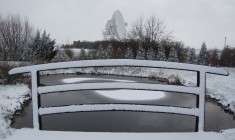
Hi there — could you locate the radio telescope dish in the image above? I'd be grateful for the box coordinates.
[102,10,127,40]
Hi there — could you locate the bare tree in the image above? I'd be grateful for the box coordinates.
[128,15,172,43]
[0,14,34,61]
[145,15,172,43]
[128,17,144,41]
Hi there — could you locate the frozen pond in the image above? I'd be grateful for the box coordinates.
[12,74,235,132]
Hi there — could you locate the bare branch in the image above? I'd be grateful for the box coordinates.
[128,15,173,43]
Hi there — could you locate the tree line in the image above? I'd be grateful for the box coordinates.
[1,14,234,67]
[61,15,234,67]
[0,14,56,63]
[62,39,234,67]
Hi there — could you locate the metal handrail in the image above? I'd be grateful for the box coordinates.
[9,59,229,132]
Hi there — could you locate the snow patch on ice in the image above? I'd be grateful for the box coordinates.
[96,90,165,100]
[62,78,134,83]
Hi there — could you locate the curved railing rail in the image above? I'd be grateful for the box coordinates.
[9,59,229,132]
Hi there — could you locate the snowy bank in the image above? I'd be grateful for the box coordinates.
[163,68,235,113]
[0,85,30,138]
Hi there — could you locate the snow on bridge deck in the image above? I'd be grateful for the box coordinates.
[6,129,227,140]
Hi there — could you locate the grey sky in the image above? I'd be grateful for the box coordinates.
[0,0,234,49]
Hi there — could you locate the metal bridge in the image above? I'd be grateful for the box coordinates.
[9,59,228,136]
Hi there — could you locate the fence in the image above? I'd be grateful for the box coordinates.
[9,59,229,131]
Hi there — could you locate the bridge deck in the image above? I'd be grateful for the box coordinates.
[6,129,227,140]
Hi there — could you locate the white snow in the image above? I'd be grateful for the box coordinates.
[5,128,227,140]
[8,60,228,76]
[4,60,235,139]
[62,78,134,83]
[160,68,235,113]
[39,104,199,116]
[0,84,30,138]
[70,48,90,55]
[96,90,165,100]
[221,129,235,140]
[206,68,235,113]
[38,82,199,95]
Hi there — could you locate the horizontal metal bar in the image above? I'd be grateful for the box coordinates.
[9,59,229,76]
[38,83,199,95]
[39,104,200,116]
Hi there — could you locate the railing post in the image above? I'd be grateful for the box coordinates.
[195,71,200,131]
[31,70,40,129]
[198,71,206,131]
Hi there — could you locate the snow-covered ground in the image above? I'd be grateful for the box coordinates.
[0,84,30,138]
[1,66,235,139]
[70,48,91,56]
[160,68,235,113]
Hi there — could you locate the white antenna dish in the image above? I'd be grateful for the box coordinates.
[102,10,127,40]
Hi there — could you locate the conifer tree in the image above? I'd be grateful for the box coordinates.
[22,30,41,61]
[22,30,55,62]
[146,46,155,60]
[79,48,86,60]
[124,47,134,59]
[157,44,166,61]
[188,48,197,64]
[168,47,178,62]
[220,46,233,66]
[40,31,55,61]
[96,45,104,59]
[136,43,145,60]
[209,49,219,66]
[105,45,113,59]
[197,42,208,65]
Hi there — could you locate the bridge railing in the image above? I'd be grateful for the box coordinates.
[9,59,229,131]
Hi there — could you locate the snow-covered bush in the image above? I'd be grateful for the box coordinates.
[0,62,28,84]
[22,30,56,62]
[64,49,74,59]
[147,46,155,60]
[136,44,145,60]
[52,49,71,62]
[125,47,134,59]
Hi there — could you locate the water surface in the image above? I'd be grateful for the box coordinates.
[12,74,235,132]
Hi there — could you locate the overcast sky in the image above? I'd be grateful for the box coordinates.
[0,0,234,49]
